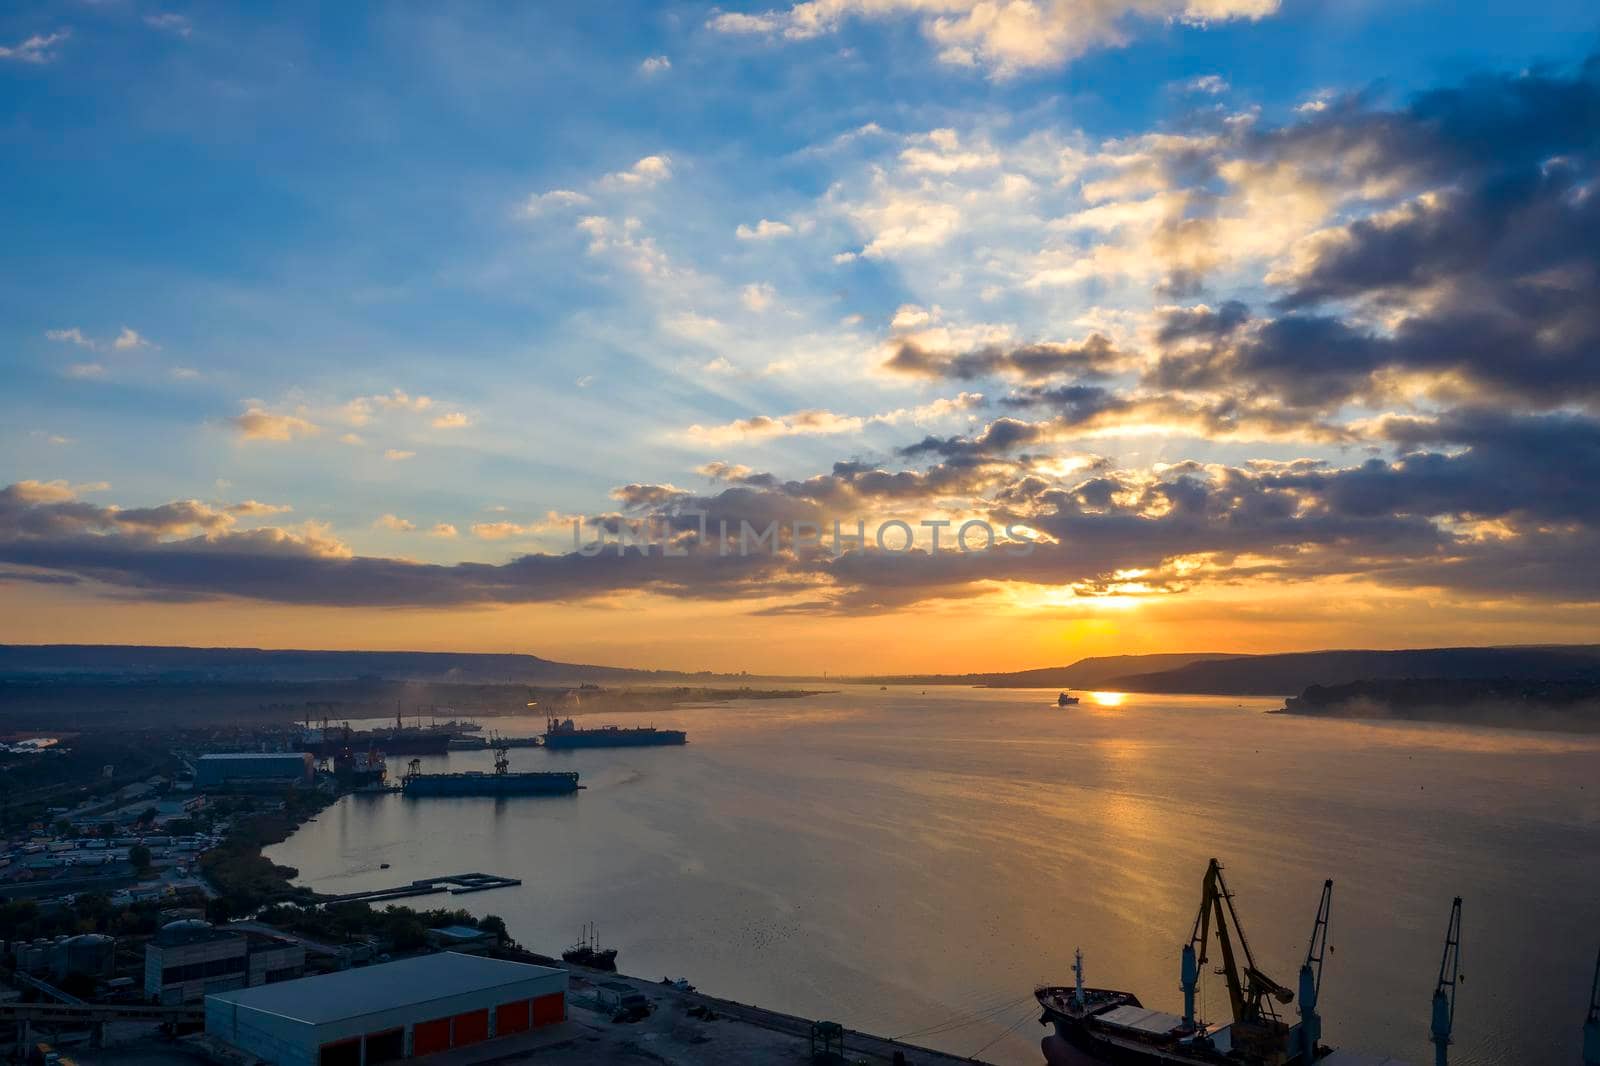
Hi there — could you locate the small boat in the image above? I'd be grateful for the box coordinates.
[1058,691,1080,706]
[562,921,618,971]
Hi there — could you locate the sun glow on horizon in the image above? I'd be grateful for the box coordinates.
[1089,691,1126,707]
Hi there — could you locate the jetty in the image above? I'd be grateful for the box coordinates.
[318,871,522,905]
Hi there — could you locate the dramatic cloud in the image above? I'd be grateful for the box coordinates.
[6,400,1597,611]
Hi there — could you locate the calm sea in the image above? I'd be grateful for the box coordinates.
[267,686,1600,1064]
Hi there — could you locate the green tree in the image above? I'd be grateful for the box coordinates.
[128,844,152,874]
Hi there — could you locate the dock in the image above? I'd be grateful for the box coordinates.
[538,968,997,1065]
[466,946,999,1066]
[317,872,522,905]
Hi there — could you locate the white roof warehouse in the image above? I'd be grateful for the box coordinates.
[204,952,567,1065]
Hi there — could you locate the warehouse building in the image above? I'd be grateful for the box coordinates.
[194,752,315,790]
[205,952,567,1065]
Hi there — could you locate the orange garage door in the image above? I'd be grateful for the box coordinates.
[412,1017,451,1057]
[532,992,565,1027]
[452,1008,489,1047]
[496,999,530,1035]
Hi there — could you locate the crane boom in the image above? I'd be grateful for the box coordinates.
[1430,897,1462,1066]
[1188,859,1295,1061]
[1584,945,1599,1066]
[1298,879,1333,1062]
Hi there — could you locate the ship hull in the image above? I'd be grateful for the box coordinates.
[402,771,580,796]
[543,731,686,749]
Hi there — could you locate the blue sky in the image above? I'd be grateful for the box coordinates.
[3,2,1600,669]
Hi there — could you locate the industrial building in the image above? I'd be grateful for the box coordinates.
[205,952,567,1065]
[194,752,315,789]
[145,920,306,1004]
[422,924,499,954]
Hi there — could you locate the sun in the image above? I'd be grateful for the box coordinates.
[1089,691,1126,707]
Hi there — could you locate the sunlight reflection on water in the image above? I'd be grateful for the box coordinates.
[272,687,1600,1065]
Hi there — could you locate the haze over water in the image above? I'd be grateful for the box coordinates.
[268,688,1600,1065]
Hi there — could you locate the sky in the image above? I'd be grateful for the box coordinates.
[2,2,1599,673]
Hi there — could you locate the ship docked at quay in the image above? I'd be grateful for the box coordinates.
[401,740,581,797]
[542,717,688,749]
[1038,858,1459,1066]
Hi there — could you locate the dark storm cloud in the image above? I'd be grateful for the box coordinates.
[1254,55,1600,188]
[1154,300,1250,344]
[884,334,1123,381]
[1146,54,1600,410]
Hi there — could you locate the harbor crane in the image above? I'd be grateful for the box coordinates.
[1430,897,1463,1066]
[1584,946,1599,1066]
[1297,879,1333,1063]
[1186,859,1296,1062]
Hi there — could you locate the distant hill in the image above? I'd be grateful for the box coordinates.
[1107,646,1600,696]
[0,644,723,684]
[1277,677,1600,731]
[855,653,1246,689]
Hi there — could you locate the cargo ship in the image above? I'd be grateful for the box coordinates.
[400,742,581,797]
[333,748,386,789]
[1039,860,1345,1066]
[1058,691,1080,706]
[543,717,687,749]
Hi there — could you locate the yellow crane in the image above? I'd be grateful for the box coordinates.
[1186,858,1298,1063]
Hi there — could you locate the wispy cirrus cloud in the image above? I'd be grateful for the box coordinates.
[708,0,1279,76]
[686,409,865,444]
[0,30,69,64]
[142,13,193,38]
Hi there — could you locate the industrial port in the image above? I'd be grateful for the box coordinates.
[1036,860,1470,1066]
[2,679,1596,1065]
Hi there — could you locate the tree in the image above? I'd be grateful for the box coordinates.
[477,914,508,940]
[129,844,152,874]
